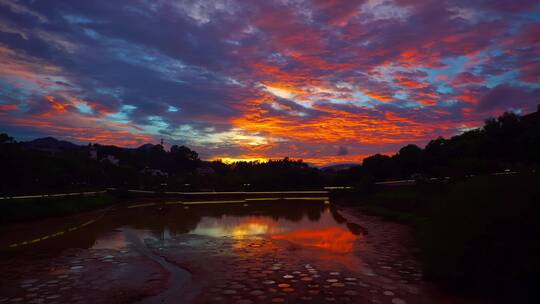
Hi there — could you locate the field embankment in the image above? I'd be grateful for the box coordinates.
[335,173,540,303]
[0,193,117,224]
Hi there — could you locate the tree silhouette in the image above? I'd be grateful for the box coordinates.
[1,109,539,194]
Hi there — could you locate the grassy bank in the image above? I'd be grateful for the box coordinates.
[338,173,540,303]
[0,194,117,224]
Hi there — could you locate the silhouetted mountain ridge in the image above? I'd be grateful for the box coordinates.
[321,163,360,171]
[22,137,81,153]
[20,137,163,154]
[136,143,159,151]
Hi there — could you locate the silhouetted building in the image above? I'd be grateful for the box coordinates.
[522,104,540,125]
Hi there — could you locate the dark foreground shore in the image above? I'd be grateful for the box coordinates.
[334,173,540,303]
[1,173,538,303]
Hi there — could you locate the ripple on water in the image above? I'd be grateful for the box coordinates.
[277,283,290,288]
[283,275,294,279]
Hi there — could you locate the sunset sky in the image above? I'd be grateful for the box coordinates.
[0,0,539,165]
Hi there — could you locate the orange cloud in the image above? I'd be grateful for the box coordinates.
[45,95,69,113]
[363,90,394,102]
[230,90,452,161]
[0,96,154,147]
[397,79,429,89]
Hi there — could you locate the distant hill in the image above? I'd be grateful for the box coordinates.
[136,143,159,151]
[321,163,360,172]
[21,137,82,153]
[19,137,162,154]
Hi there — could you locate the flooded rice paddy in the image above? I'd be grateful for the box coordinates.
[0,199,455,303]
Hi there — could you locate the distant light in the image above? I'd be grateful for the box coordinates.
[168,106,179,112]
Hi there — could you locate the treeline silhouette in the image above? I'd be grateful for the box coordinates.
[0,135,202,195]
[0,134,321,195]
[1,109,539,195]
[357,111,540,181]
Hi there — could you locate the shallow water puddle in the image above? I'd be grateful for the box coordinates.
[0,202,433,303]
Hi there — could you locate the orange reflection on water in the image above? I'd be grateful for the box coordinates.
[190,217,280,239]
[231,221,271,239]
[271,226,358,253]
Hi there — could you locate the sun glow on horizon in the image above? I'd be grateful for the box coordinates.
[210,157,269,164]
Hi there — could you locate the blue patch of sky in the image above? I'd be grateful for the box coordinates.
[143,115,169,134]
[83,29,99,39]
[516,80,540,90]
[509,108,523,115]
[423,56,468,82]
[96,87,124,100]
[485,70,519,88]
[438,99,459,107]
[436,86,453,94]
[0,80,33,102]
[63,14,96,25]
[75,102,93,114]
[474,48,540,89]
[168,106,179,112]
[422,56,470,96]
[404,101,421,108]
[509,9,540,33]
[109,41,216,85]
[83,27,187,82]
[351,91,378,108]
[2,77,46,96]
[392,91,408,100]
[325,92,371,107]
[530,10,540,22]
[106,104,136,123]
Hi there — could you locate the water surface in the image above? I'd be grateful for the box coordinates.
[2,201,358,254]
[0,201,431,304]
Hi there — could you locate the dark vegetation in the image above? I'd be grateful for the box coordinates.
[0,134,204,195]
[1,111,539,196]
[342,173,540,303]
[0,134,323,195]
[0,193,115,224]
[357,110,540,181]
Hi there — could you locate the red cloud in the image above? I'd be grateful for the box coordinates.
[452,72,485,86]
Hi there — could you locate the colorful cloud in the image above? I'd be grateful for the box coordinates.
[0,0,539,165]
